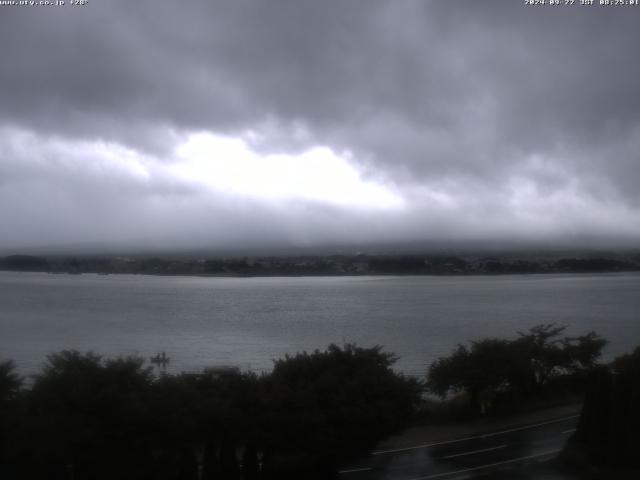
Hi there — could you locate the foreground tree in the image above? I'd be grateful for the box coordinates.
[514,324,606,393]
[0,360,23,475]
[426,339,523,414]
[427,324,606,414]
[0,360,22,403]
[18,351,154,479]
[262,344,422,478]
[573,346,640,471]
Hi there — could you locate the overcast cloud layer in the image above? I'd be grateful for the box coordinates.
[1,0,639,252]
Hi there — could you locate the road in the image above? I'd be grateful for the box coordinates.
[339,415,579,480]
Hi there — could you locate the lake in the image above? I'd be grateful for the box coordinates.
[1,271,639,376]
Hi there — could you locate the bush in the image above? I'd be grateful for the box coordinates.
[0,345,422,479]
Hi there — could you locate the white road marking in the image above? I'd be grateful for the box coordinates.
[441,444,507,459]
[561,428,576,435]
[406,449,561,480]
[372,415,579,455]
[338,467,373,474]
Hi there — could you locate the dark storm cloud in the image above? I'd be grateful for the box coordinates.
[1,0,639,250]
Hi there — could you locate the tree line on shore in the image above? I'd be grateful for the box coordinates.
[0,325,638,478]
[1,252,639,276]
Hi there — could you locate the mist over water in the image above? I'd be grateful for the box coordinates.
[1,271,639,377]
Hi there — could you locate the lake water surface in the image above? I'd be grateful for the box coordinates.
[1,271,639,376]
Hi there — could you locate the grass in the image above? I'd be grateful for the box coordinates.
[413,390,584,426]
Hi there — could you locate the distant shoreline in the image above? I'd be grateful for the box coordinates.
[3,270,640,278]
[2,252,639,278]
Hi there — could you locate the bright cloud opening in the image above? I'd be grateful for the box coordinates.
[171,133,404,209]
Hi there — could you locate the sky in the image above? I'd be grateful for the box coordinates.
[1,0,639,253]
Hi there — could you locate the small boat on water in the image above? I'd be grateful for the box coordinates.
[150,352,170,369]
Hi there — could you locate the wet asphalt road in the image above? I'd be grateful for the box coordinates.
[339,415,580,480]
